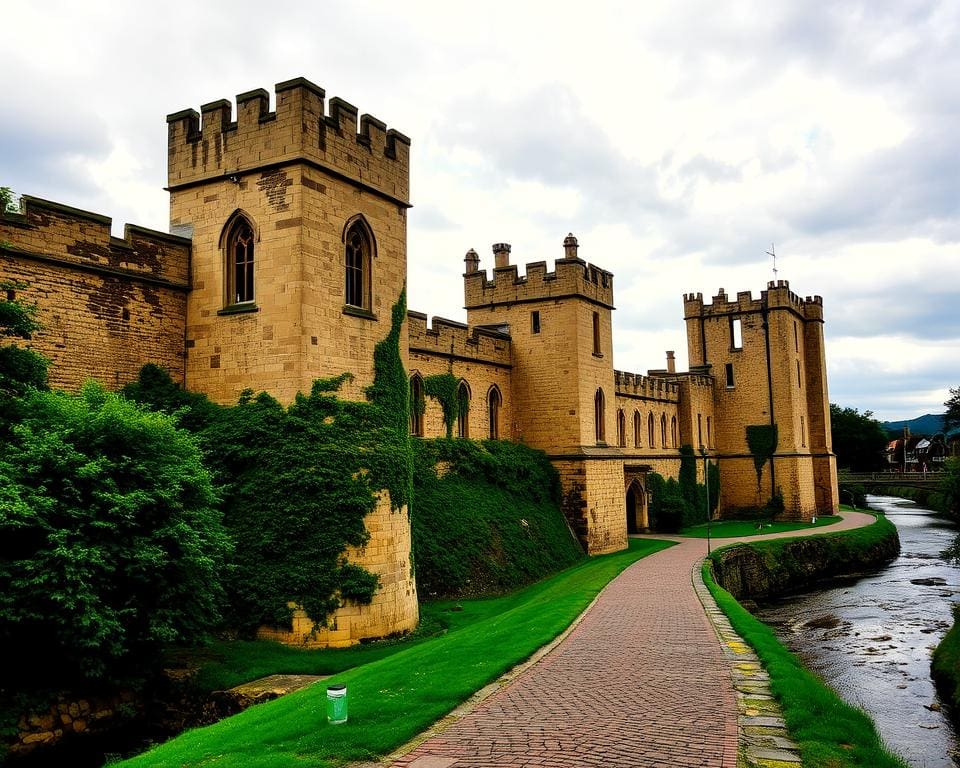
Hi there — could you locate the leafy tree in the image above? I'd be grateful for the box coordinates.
[942,457,960,516]
[944,388,960,433]
[830,404,889,471]
[0,282,49,431]
[0,383,229,694]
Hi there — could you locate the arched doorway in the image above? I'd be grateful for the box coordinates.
[626,479,648,534]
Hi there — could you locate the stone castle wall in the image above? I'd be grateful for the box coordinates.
[0,197,190,391]
[257,491,418,647]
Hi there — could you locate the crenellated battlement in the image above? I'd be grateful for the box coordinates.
[407,311,512,367]
[613,370,680,402]
[464,253,614,310]
[166,77,410,204]
[0,195,190,286]
[683,279,824,319]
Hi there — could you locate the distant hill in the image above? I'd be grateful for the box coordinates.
[882,413,945,436]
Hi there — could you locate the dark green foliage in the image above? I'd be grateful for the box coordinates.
[745,424,778,491]
[121,363,223,432]
[647,473,687,532]
[125,292,413,633]
[0,282,49,429]
[942,457,960,516]
[945,388,960,433]
[411,439,583,597]
[708,460,720,515]
[830,403,889,471]
[678,444,698,512]
[649,464,717,531]
[839,483,867,508]
[424,373,459,439]
[932,604,960,723]
[0,384,229,694]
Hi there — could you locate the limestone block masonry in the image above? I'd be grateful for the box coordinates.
[256,492,418,648]
[2,74,840,643]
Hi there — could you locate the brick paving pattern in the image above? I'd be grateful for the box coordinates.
[389,511,874,768]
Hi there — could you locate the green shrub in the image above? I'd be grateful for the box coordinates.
[839,482,867,509]
[124,293,414,634]
[411,439,583,597]
[0,384,229,692]
[0,282,49,433]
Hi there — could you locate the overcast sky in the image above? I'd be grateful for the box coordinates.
[5,1,959,421]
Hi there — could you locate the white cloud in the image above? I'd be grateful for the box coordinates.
[5,0,960,420]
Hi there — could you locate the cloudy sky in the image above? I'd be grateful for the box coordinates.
[5,1,959,421]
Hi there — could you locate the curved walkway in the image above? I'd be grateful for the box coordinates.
[387,510,875,768]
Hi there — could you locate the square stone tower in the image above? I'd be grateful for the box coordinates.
[166,78,417,647]
[166,77,411,404]
[464,236,626,554]
[684,280,838,518]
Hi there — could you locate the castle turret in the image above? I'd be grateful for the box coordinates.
[167,77,411,405]
[167,77,417,647]
[464,234,624,554]
[684,279,838,518]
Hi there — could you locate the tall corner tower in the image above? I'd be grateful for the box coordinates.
[166,78,416,647]
[464,235,626,554]
[684,280,838,518]
[166,77,411,405]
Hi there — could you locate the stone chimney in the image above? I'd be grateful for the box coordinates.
[464,248,479,274]
[492,243,511,269]
[666,351,676,374]
[563,233,579,259]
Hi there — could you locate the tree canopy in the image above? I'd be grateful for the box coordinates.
[830,404,889,471]
[944,387,960,433]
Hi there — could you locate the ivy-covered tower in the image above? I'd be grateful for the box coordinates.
[166,78,418,647]
[683,280,838,518]
[463,236,626,554]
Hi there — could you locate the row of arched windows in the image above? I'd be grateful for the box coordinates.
[409,374,502,440]
[595,388,712,450]
[221,210,375,311]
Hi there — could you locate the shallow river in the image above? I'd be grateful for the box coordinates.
[755,495,960,767]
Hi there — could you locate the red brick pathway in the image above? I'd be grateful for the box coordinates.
[389,511,874,768]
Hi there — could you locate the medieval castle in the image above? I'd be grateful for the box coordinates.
[1,77,838,646]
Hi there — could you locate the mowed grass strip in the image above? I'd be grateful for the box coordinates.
[680,515,841,539]
[702,539,908,767]
[121,538,674,768]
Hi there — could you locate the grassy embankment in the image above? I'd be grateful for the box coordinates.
[704,510,908,768]
[680,515,841,539]
[932,606,960,726]
[121,538,673,768]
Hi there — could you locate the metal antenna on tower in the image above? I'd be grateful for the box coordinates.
[766,243,778,280]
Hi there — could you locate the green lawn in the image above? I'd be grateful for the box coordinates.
[680,515,842,539]
[702,538,907,767]
[121,538,674,768]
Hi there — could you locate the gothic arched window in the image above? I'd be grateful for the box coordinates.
[488,386,502,440]
[671,416,678,448]
[595,388,606,443]
[344,218,374,311]
[648,413,655,446]
[660,414,667,448]
[617,409,626,448]
[226,216,255,305]
[633,410,642,447]
[457,381,470,438]
[410,374,425,437]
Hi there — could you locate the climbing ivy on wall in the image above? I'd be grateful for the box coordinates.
[124,290,413,634]
[411,438,582,597]
[745,424,778,494]
[424,373,459,439]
